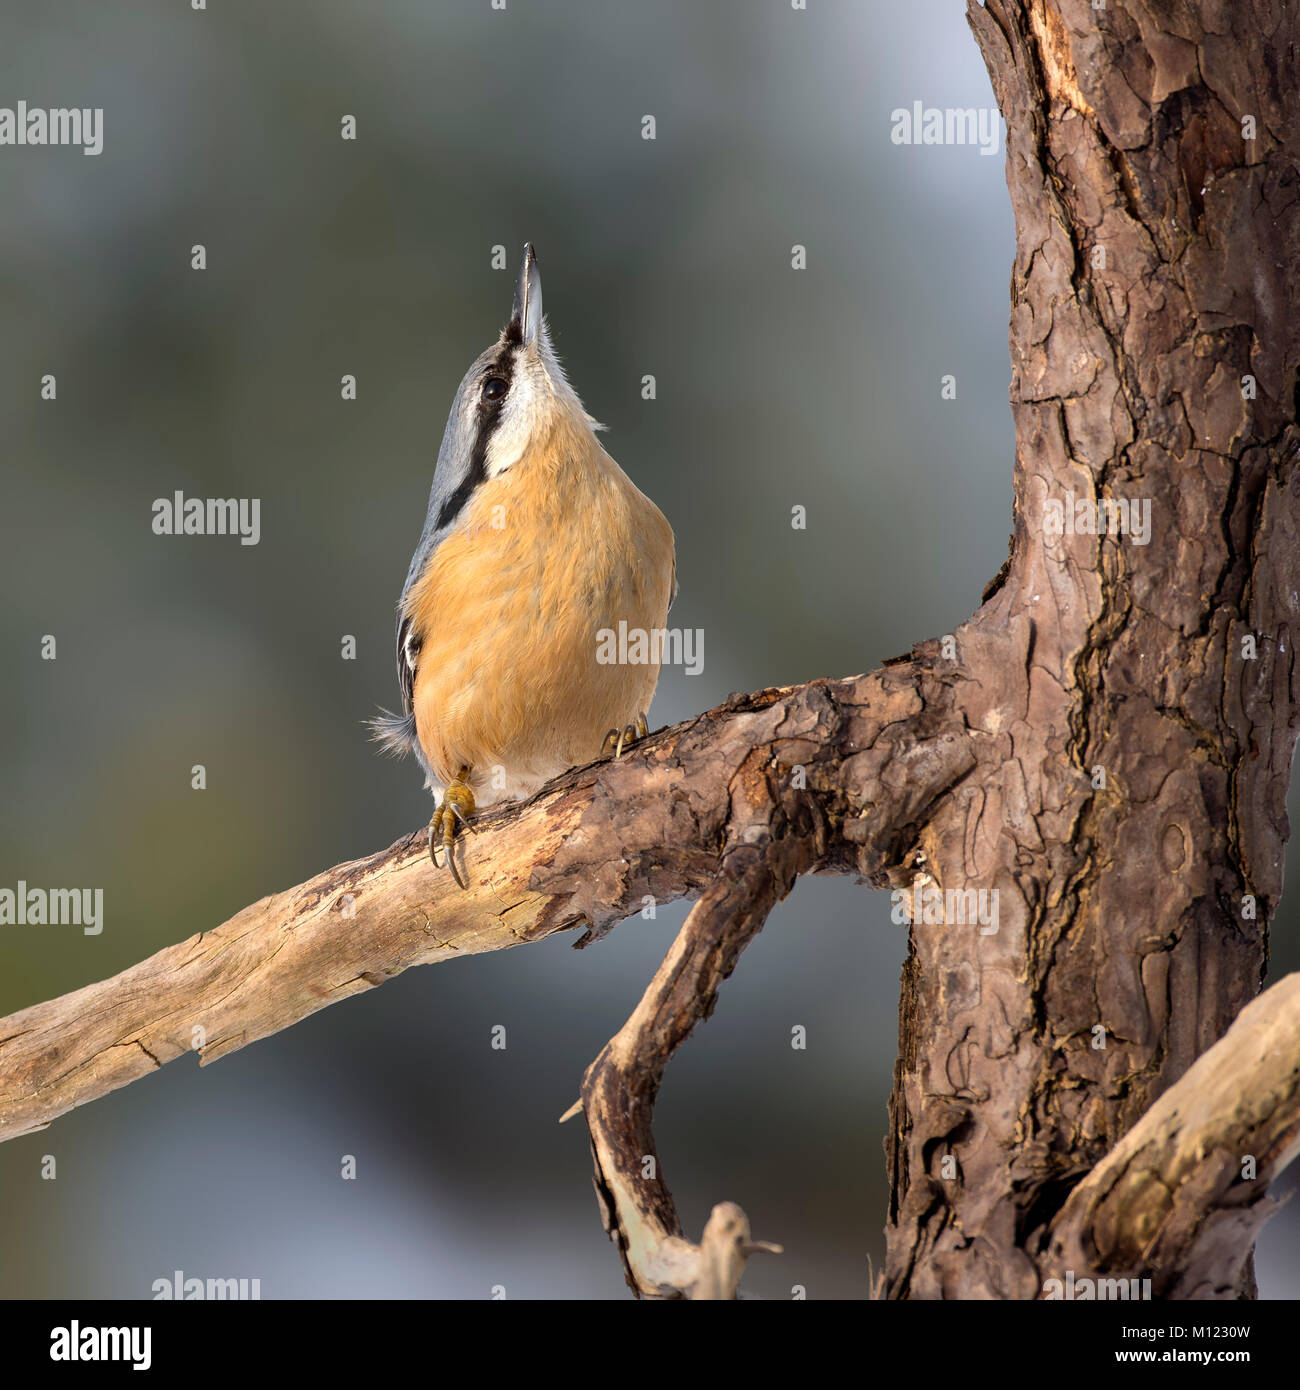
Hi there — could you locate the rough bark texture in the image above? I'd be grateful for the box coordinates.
[1044,973,1300,1298]
[882,0,1300,1299]
[0,672,964,1147]
[2,0,1299,1302]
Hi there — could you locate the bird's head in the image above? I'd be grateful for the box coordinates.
[428,245,600,532]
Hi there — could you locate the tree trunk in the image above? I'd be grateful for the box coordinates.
[2,0,1298,1302]
[884,0,1300,1298]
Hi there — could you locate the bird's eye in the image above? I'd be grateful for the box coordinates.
[481,377,508,403]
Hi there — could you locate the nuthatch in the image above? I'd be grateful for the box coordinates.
[374,245,677,886]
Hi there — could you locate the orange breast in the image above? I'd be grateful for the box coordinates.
[404,415,674,804]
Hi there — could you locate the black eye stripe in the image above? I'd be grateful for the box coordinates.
[477,343,517,408]
[434,345,517,530]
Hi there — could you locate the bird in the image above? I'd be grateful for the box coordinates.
[373,244,677,887]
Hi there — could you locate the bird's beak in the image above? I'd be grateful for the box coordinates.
[509,242,543,348]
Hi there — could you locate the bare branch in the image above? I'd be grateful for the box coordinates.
[1044,973,1300,1299]
[0,667,966,1148]
[0,777,579,1142]
[579,851,794,1299]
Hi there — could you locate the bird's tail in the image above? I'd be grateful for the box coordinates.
[368,709,418,757]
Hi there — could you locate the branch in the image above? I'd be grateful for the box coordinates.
[0,771,578,1142]
[579,843,799,1297]
[0,666,970,1147]
[1043,973,1300,1298]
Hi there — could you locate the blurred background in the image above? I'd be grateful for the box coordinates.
[1,0,1296,1300]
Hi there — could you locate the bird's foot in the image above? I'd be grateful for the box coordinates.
[430,769,476,890]
[602,711,650,760]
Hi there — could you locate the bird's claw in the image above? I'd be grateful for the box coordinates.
[602,711,650,759]
[430,771,476,890]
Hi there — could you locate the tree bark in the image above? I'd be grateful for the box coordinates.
[1,0,1298,1301]
[883,0,1300,1299]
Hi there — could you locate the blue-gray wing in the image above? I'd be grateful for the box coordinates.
[371,547,439,757]
[371,341,502,759]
